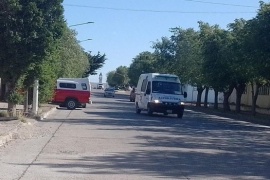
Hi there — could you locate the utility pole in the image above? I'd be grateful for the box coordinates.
[32,80,39,115]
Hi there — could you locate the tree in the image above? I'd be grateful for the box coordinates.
[228,19,249,113]
[242,2,270,115]
[83,52,106,77]
[56,27,89,78]
[128,51,156,86]
[113,66,129,87]
[152,37,176,74]
[106,71,117,87]
[0,0,65,113]
[199,22,235,111]
[21,25,89,103]
[170,27,205,107]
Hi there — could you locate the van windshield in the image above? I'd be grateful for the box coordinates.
[152,81,182,95]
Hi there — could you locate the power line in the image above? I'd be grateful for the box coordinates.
[69,21,94,27]
[182,0,258,8]
[64,4,256,14]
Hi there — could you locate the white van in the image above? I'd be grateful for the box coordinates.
[135,73,187,118]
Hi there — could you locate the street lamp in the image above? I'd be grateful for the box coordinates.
[78,38,92,43]
[69,21,94,27]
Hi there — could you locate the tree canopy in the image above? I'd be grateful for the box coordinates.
[0,0,65,108]
[83,52,106,76]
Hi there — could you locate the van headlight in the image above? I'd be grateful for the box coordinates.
[153,99,161,103]
[179,102,185,105]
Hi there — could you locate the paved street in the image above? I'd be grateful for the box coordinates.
[0,89,270,180]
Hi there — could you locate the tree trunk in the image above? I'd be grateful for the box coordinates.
[7,102,16,117]
[196,85,204,107]
[204,86,209,108]
[235,83,246,113]
[223,84,234,111]
[6,77,16,117]
[251,82,260,116]
[24,88,29,113]
[6,82,17,117]
[214,89,219,109]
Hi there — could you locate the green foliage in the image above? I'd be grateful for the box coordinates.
[113,66,129,86]
[106,71,117,87]
[8,91,24,104]
[83,52,106,76]
[199,22,234,92]
[243,2,270,82]
[38,56,58,102]
[171,27,204,86]
[56,27,89,78]
[152,37,176,74]
[0,0,65,107]
[106,66,130,87]
[0,111,9,117]
[128,51,156,86]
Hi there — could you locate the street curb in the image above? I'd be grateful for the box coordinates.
[0,106,57,147]
[185,106,270,126]
[37,106,57,121]
[0,117,18,121]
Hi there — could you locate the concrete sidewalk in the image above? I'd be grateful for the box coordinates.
[0,103,57,147]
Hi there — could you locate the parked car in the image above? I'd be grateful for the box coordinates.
[52,78,91,110]
[130,88,136,102]
[104,88,115,97]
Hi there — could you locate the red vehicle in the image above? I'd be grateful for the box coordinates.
[52,78,91,110]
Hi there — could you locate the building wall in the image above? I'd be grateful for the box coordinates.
[229,85,270,108]
[184,85,223,103]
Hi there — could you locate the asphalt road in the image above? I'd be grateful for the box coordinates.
[0,89,270,180]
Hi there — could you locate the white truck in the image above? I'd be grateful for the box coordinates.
[52,78,91,109]
[135,73,187,118]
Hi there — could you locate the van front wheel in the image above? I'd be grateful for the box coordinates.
[136,104,141,114]
[147,106,153,115]
[177,113,183,119]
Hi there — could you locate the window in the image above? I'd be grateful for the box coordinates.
[258,85,270,95]
[59,83,76,89]
[152,81,182,95]
[146,82,151,94]
[141,79,148,92]
[81,83,87,90]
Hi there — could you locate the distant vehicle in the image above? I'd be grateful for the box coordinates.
[97,83,104,89]
[52,78,91,110]
[130,88,136,102]
[135,73,187,118]
[104,87,115,97]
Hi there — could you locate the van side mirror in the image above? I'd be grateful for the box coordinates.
[184,92,187,98]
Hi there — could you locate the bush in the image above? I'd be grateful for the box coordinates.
[8,91,24,104]
[0,111,9,117]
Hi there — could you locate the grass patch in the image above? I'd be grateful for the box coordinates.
[20,118,27,123]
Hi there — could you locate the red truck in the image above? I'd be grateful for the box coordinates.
[52,78,91,110]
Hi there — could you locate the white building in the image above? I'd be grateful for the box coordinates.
[184,84,223,104]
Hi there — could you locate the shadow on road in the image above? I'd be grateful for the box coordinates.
[35,93,270,179]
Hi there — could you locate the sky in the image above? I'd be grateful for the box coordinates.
[63,0,266,83]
